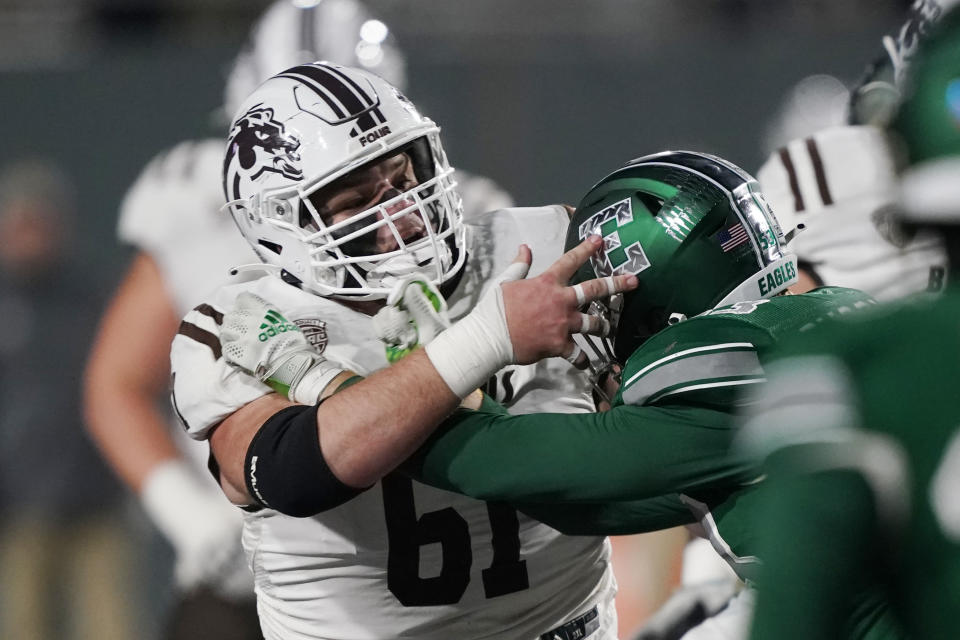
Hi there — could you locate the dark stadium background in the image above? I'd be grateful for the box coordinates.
[0,0,907,284]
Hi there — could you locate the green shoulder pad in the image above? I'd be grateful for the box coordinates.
[615,287,875,409]
[616,317,766,409]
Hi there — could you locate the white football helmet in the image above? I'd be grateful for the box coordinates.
[224,0,406,119]
[223,62,464,300]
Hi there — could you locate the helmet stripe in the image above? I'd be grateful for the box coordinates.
[326,64,386,125]
[324,64,376,107]
[278,71,346,119]
[291,64,373,111]
[284,64,382,132]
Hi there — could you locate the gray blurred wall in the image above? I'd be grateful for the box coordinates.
[0,0,904,285]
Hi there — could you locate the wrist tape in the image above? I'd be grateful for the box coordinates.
[265,351,346,405]
[425,283,514,398]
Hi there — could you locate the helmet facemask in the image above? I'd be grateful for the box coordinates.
[266,134,463,300]
[572,297,624,407]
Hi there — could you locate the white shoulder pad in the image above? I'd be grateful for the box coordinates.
[170,282,272,441]
[453,169,515,221]
[468,205,570,274]
[450,205,571,320]
[118,139,225,252]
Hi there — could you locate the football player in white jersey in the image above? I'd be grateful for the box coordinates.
[170,61,632,640]
[83,2,512,638]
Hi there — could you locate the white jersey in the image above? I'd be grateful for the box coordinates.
[170,206,616,640]
[118,138,259,318]
[757,125,947,301]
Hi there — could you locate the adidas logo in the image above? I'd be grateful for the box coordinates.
[257,309,299,342]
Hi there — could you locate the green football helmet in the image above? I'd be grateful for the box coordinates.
[894,6,960,224]
[566,150,797,362]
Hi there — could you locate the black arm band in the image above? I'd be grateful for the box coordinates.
[244,404,365,517]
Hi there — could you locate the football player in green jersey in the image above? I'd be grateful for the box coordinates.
[741,8,960,640]
[398,151,885,639]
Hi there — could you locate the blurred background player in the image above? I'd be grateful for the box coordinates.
[0,159,134,640]
[756,0,957,301]
[757,123,946,300]
[83,1,514,638]
[741,8,960,637]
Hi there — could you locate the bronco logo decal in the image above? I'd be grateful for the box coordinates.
[225,104,303,191]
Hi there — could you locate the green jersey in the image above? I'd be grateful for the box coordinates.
[408,287,874,582]
[741,288,960,640]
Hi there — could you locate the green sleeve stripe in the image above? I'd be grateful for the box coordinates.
[645,376,766,405]
[622,347,762,406]
[736,355,859,459]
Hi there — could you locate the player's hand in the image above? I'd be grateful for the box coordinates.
[372,276,451,362]
[220,292,346,404]
[422,236,635,398]
[172,496,246,590]
[501,235,637,365]
[140,459,245,589]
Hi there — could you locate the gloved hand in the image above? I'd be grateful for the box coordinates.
[220,292,347,405]
[140,459,246,590]
[372,276,451,362]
